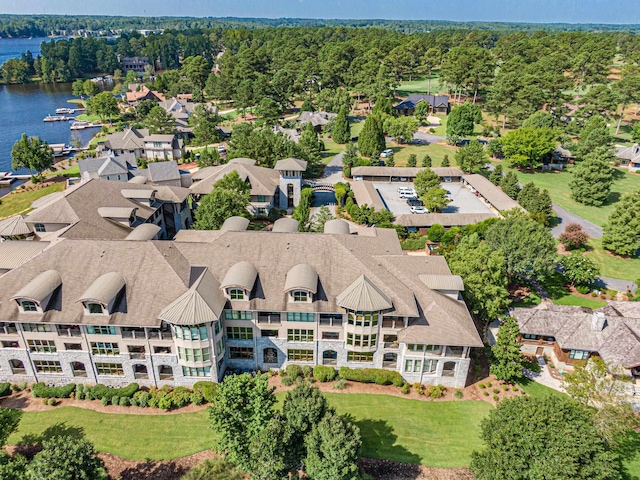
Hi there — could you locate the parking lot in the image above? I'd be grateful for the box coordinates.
[373,182,495,215]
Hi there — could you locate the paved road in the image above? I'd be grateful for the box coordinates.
[413,132,447,145]
[594,276,637,293]
[550,203,603,239]
[319,150,346,184]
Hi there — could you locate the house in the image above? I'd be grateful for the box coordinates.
[78,152,138,182]
[101,128,183,161]
[273,125,301,143]
[544,145,575,170]
[0,215,32,240]
[121,56,150,73]
[394,94,451,116]
[513,302,640,376]
[138,160,193,188]
[615,144,640,172]
[297,111,337,131]
[0,223,481,387]
[22,179,192,241]
[125,86,166,106]
[158,98,218,138]
[190,158,306,215]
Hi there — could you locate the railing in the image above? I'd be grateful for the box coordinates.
[122,330,146,339]
[11,368,26,375]
[57,329,82,337]
[159,373,174,381]
[147,331,170,340]
[129,353,146,360]
[1,327,18,335]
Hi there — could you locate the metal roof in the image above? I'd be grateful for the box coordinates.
[394,213,495,228]
[323,219,351,235]
[462,174,522,212]
[158,267,227,325]
[336,274,393,312]
[125,223,161,241]
[272,217,299,233]
[274,158,308,171]
[418,274,464,291]
[0,215,30,237]
[220,261,258,292]
[0,241,49,270]
[11,269,62,304]
[220,216,250,232]
[284,264,319,293]
[30,191,65,210]
[77,271,125,305]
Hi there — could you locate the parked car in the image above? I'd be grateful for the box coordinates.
[217,145,226,153]
[380,148,394,158]
[406,197,424,207]
[410,206,429,214]
[398,187,416,198]
[444,177,452,183]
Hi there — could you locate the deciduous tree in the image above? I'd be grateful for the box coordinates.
[501,126,556,169]
[420,186,450,213]
[25,435,108,480]
[413,168,440,196]
[517,182,553,225]
[90,91,120,124]
[193,171,250,230]
[454,139,487,173]
[11,133,54,182]
[559,223,590,250]
[560,252,600,287]
[414,99,430,125]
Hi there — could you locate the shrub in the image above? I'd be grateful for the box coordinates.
[46,398,57,406]
[454,389,463,399]
[413,382,425,395]
[483,391,490,396]
[32,383,76,398]
[401,383,410,394]
[0,383,11,397]
[75,391,83,400]
[576,285,590,294]
[493,388,500,394]
[313,365,336,382]
[89,383,139,400]
[333,378,347,390]
[193,381,217,403]
[302,365,313,377]
[149,386,175,409]
[281,376,294,386]
[502,385,509,391]
[172,386,192,408]
[190,391,204,405]
[512,386,519,392]
[279,369,286,377]
[286,364,302,379]
[493,394,500,402]
[111,396,120,406]
[338,367,404,386]
[427,385,446,399]
[10,382,27,392]
[129,397,138,407]
[485,382,492,388]
[119,396,129,406]
[479,383,486,389]
[42,398,49,405]
[134,390,150,407]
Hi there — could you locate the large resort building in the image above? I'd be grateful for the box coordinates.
[0,221,481,388]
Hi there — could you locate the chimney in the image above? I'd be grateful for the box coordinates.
[592,312,606,332]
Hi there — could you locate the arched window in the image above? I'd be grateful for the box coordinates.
[133,364,148,379]
[263,348,278,364]
[71,362,87,377]
[158,365,173,380]
[322,350,337,366]
[9,359,25,374]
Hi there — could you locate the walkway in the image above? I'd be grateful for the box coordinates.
[551,203,603,239]
[524,356,564,392]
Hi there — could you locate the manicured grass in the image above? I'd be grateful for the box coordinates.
[0,183,64,219]
[7,407,216,461]
[45,164,79,178]
[390,143,457,167]
[585,239,640,284]
[75,113,103,123]
[491,161,640,227]
[396,74,444,97]
[325,393,491,467]
[516,378,565,399]
[321,137,345,165]
[350,120,364,138]
[552,295,607,308]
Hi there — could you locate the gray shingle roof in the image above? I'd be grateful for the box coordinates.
[220,261,258,292]
[350,181,387,212]
[462,174,522,212]
[78,271,126,305]
[274,158,308,172]
[190,161,280,197]
[78,152,137,179]
[351,166,464,178]
[146,161,181,182]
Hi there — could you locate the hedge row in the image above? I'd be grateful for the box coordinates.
[193,381,217,403]
[313,365,336,382]
[338,367,404,386]
[32,383,77,398]
[88,383,139,400]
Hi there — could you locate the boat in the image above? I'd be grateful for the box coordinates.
[70,121,99,130]
[55,108,75,114]
[43,115,66,122]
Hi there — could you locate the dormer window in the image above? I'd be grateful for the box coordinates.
[229,289,245,300]
[86,302,105,315]
[20,300,38,313]
[292,290,309,303]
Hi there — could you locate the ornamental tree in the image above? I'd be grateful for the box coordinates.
[569,148,614,206]
[602,190,640,256]
[421,154,432,167]
[406,153,417,167]
[490,316,525,382]
[559,223,590,250]
[25,435,108,480]
[470,396,622,480]
[561,252,600,286]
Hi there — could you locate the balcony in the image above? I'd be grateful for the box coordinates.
[147,330,171,341]
[129,353,146,360]
[383,342,399,349]
[122,329,146,339]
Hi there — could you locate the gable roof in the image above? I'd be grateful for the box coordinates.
[462,174,523,212]
[104,128,149,151]
[190,161,281,197]
[78,152,137,179]
[394,94,450,110]
[419,274,464,291]
[297,111,337,127]
[145,161,181,183]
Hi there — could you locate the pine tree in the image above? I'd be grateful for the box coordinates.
[332,106,351,144]
[500,171,521,199]
[489,164,503,185]
[421,154,432,167]
[407,153,417,167]
[569,149,614,206]
[386,152,395,167]
[602,190,640,256]
[358,115,385,157]
[490,316,525,383]
[441,154,450,167]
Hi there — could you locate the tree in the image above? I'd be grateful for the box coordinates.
[300,99,315,112]
[488,164,503,185]
[384,116,419,144]
[427,224,445,242]
[90,91,119,124]
[292,187,314,231]
[413,168,440,197]
[490,316,525,382]
[385,152,395,167]
[602,190,640,256]
[446,233,510,321]
[522,110,557,129]
[11,133,54,182]
[414,99,430,125]
[25,435,108,480]
[0,409,21,449]
[254,97,282,125]
[500,171,521,199]
[420,187,451,213]
[421,154,432,167]
[561,252,599,287]
[135,99,156,119]
[574,116,612,160]
[333,106,351,144]
[208,373,276,471]
[196,147,222,168]
[569,149,614,206]
[124,69,139,87]
[193,171,250,230]
[305,410,361,480]
[82,78,99,97]
[372,95,393,116]
[559,223,590,250]
[145,105,175,134]
[342,142,358,168]
[311,205,335,233]
[358,115,385,157]
[299,122,323,161]
[517,182,553,225]
[248,417,289,480]
[441,155,450,167]
[486,215,557,280]
[454,139,487,174]
[501,126,557,169]
[190,104,221,145]
[446,102,476,140]
[182,55,210,90]
[72,78,84,97]
[406,153,417,168]
[470,396,622,480]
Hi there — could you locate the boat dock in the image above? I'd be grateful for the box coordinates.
[43,115,75,122]
[0,172,32,186]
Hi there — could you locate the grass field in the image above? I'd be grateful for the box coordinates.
[397,74,445,97]
[391,143,457,167]
[585,239,640,284]
[0,183,64,219]
[45,164,80,178]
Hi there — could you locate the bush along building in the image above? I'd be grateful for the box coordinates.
[0,220,481,388]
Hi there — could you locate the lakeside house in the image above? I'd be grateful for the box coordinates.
[393,94,451,115]
[0,222,481,387]
[99,127,183,161]
[125,86,166,106]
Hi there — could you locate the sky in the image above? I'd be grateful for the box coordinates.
[1,0,640,24]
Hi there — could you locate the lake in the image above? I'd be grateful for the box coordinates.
[0,38,96,175]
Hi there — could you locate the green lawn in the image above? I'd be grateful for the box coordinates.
[391,143,457,167]
[45,164,80,178]
[396,74,444,97]
[321,138,345,165]
[350,120,364,138]
[516,378,565,399]
[491,161,640,227]
[74,113,103,123]
[0,183,65,219]
[585,239,640,284]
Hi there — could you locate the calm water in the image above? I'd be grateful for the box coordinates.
[0,37,47,66]
[0,38,95,174]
